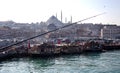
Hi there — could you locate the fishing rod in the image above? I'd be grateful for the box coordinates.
[0,12,106,50]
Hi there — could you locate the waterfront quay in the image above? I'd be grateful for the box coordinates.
[0,39,120,61]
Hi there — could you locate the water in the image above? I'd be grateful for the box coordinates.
[0,51,120,73]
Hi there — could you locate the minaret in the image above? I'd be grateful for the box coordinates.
[71,16,72,23]
[65,17,67,23]
[56,13,57,18]
[61,10,63,22]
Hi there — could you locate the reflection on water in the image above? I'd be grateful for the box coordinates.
[0,51,120,73]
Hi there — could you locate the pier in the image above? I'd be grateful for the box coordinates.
[0,40,120,61]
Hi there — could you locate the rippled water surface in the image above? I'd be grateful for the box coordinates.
[0,51,120,73]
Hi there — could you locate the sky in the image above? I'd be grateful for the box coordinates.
[0,0,120,25]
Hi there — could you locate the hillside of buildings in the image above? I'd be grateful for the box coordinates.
[0,16,119,47]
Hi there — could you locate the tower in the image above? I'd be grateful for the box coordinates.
[61,10,63,22]
[56,13,57,18]
[65,17,67,23]
[71,16,72,23]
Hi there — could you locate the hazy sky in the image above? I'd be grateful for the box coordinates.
[0,0,120,25]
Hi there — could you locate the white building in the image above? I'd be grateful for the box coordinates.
[101,25,120,39]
